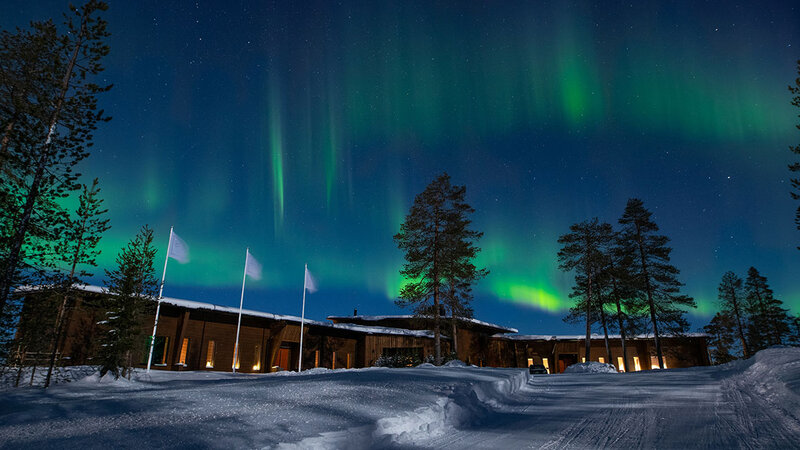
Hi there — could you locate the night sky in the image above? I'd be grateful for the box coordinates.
[3,1,799,334]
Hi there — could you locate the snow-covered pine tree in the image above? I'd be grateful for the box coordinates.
[99,226,157,379]
[617,198,695,369]
[717,271,750,358]
[744,267,791,352]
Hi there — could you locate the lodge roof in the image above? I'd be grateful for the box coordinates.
[327,314,519,334]
[17,284,438,339]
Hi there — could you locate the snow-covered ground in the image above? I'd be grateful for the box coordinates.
[1,348,799,449]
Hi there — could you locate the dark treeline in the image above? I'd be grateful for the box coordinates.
[704,268,800,364]
[1,2,157,386]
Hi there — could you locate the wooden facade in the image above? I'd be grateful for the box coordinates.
[25,286,710,373]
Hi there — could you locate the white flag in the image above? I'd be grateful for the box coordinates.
[245,250,262,280]
[304,266,317,293]
[168,231,190,263]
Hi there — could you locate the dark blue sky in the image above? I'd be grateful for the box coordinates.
[3,1,799,333]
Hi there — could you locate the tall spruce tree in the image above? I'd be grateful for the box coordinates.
[717,271,750,358]
[394,173,486,365]
[558,218,608,362]
[744,267,791,352]
[789,60,800,249]
[0,1,111,319]
[99,226,157,379]
[618,198,695,369]
[44,179,109,387]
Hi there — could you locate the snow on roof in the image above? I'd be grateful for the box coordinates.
[327,314,519,334]
[17,284,435,338]
[499,332,709,341]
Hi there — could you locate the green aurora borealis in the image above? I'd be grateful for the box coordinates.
[3,1,799,332]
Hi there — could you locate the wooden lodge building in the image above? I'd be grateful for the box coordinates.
[24,285,710,373]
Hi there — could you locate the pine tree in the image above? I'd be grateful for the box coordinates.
[0,1,111,320]
[744,267,791,352]
[702,311,737,364]
[717,271,750,358]
[558,218,608,362]
[394,173,486,365]
[618,198,695,369]
[99,226,157,379]
[789,60,800,249]
[43,179,110,387]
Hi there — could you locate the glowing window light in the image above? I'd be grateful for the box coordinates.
[617,356,626,372]
[347,353,352,369]
[633,356,642,371]
[315,350,320,368]
[178,338,189,365]
[650,356,660,369]
[598,357,605,363]
[233,343,240,370]
[332,351,336,370]
[205,341,215,368]
[581,357,586,363]
[527,358,534,367]
[542,358,550,373]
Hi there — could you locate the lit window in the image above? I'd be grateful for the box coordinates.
[663,359,668,369]
[542,358,550,373]
[633,356,642,371]
[332,351,336,370]
[315,350,320,368]
[233,343,240,370]
[347,353,352,369]
[581,357,586,363]
[527,358,534,367]
[598,357,605,363]
[206,341,215,368]
[178,338,189,365]
[252,345,261,371]
[617,356,626,372]
[650,356,660,369]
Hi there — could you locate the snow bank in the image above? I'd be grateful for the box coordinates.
[723,347,800,422]
[444,359,467,367]
[0,365,97,390]
[563,362,618,374]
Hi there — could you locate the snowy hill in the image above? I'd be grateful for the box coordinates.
[1,347,799,448]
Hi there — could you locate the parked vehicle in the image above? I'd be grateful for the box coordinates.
[529,364,548,374]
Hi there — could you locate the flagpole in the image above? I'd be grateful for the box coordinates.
[147,226,173,373]
[298,264,307,372]
[233,248,248,373]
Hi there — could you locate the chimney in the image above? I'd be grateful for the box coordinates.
[354,308,358,316]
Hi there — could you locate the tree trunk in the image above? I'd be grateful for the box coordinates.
[29,363,37,386]
[731,295,750,358]
[585,268,593,362]
[600,300,612,363]
[611,277,629,370]
[45,219,86,388]
[0,9,89,315]
[432,216,441,365]
[635,224,663,368]
[451,319,458,356]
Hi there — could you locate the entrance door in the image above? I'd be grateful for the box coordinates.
[558,354,578,373]
[276,347,290,370]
